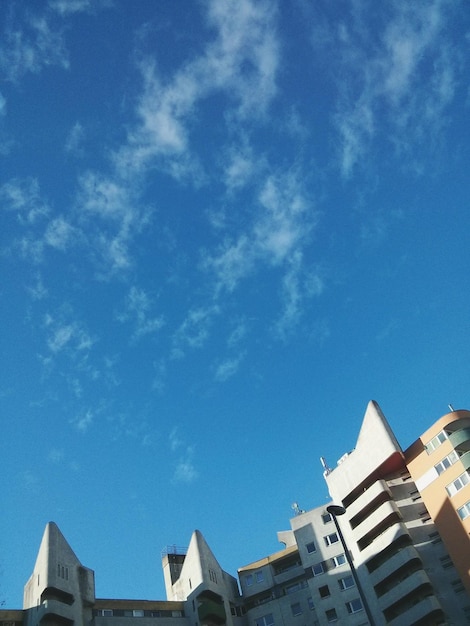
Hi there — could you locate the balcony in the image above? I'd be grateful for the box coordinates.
[37,600,74,626]
[449,428,470,452]
[387,594,443,626]
[361,522,409,561]
[353,500,398,539]
[369,545,421,586]
[197,597,226,625]
[379,570,431,609]
[347,479,391,520]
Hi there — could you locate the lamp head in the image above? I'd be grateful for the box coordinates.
[326,504,346,517]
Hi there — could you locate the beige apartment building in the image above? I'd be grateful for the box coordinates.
[2,401,470,626]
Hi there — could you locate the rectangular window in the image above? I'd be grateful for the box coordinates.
[325,608,337,622]
[446,471,470,497]
[338,575,355,590]
[256,570,264,583]
[452,579,465,594]
[324,533,339,546]
[435,450,459,475]
[209,569,218,583]
[346,598,363,614]
[285,581,307,594]
[308,597,314,611]
[306,541,316,553]
[256,615,274,626]
[426,430,448,453]
[312,562,324,576]
[331,553,346,567]
[458,501,470,520]
[132,610,144,617]
[440,555,454,569]
[322,513,332,524]
[246,574,254,586]
[319,585,330,598]
[291,602,302,616]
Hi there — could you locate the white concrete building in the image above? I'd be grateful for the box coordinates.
[2,401,470,626]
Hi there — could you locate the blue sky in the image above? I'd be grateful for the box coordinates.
[1,0,470,607]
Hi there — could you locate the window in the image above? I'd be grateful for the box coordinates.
[324,533,339,546]
[308,597,314,611]
[346,598,363,614]
[322,512,332,524]
[452,579,465,594]
[426,430,448,453]
[306,541,316,553]
[446,471,470,496]
[133,610,144,617]
[435,450,459,475]
[319,585,330,598]
[440,555,454,569]
[331,553,346,568]
[291,602,302,616]
[325,608,337,622]
[312,562,325,576]
[245,574,254,586]
[285,581,307,594]
[209,569,218,583]
[256,614,274,626]
[338,575,355,590]
[256,570,264,583]
[458,501,470,520]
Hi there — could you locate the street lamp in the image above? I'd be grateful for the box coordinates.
[326,505,375,626]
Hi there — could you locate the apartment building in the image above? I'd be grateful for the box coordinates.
[2,401,470,626]
[237,401,470,625]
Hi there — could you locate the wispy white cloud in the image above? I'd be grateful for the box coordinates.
[44,216,75,250]
[0,11,69,82]
[328,0,460,177]
[45,313,94,355]
[117,286,165,341]
[115,0,279,181]
[172,305,220,358]
[203,170,315,294]
[214,352,246,382]
[227,319,248,348]
[71,408,94,433]
[169,428,198,484]
[76,171,150,273]
[26,273,48,300]
[169,427,183,452]
[65,121,85,155]
[275,251,324,339]
[173,456,198,484]
[222,141,260,192]
[0,177,50,224]
[49,0,112,16]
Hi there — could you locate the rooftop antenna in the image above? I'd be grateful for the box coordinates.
[291,502,305,516]
[448,404,455,412]
[320,456,331,476]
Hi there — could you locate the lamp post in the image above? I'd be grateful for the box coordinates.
[326,505,375,626]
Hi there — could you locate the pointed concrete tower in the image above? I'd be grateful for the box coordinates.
[325,399,404,503]
[23,522,95,626]
[163,530,244,625]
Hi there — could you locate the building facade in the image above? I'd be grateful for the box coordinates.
[2,401,470,626]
